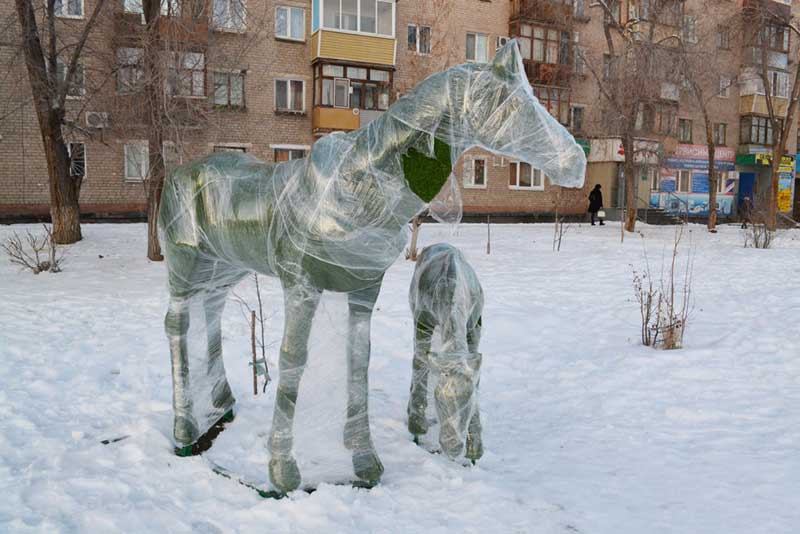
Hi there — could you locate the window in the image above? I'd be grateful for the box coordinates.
[465,157,486,187]
[509,161,544,190]
[570,106,584,132]
[316,64,390,110]
[532,85,570,125]
[713,123,727,145]
[648,167,659,191]
[213,145,246,152]
[758,24,789,53]
[68,142,86,178]
[274,148,306,161]
[163,142,182,175]
[740,116,780,145]
[466,33,488,62]
[213,0,246,32]
[715,171,729,194]
[602,54,612,81]
[635,101,677,135]
[56,58,84,97]
[408,24,431,54]
[276,6,304,40]
[767,71,789,98]
[604,0,620,23]
[682,16,697,44]
[677,170,691,193]
[573,0,585,18]
[213,71,245,108]
[124,143,148,181]
[167,52,205,97]
[678,119,692,143]
[117,48,144,93]
[716,27,730,50]
[323,0,393,36]
[161,0,180,16]
[275,79,304,111]
[517,26,566,64]
[54,0,83,18]
[718,76,731,98]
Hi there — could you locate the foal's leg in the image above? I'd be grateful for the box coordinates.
[268,279,321,493]
[408,318,434,440]
[165,295,198,445]
[344,282,384,484]
[465,318,483,462]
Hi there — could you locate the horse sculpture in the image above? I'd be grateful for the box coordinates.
[158,40,586,494]
[408,243,484,463]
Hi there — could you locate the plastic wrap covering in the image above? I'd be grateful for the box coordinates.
[158,40,584,492]
[407,244,484,462]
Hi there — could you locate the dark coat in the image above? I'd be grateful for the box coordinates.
[588,188,603,213]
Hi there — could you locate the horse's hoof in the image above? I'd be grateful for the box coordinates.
[466,433,483,462]
[174,414,200,446]
[269,457,301,493]
[353,449,384,485]
[407,413,428,437]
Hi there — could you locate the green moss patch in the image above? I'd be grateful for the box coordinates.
[401,138,452,203]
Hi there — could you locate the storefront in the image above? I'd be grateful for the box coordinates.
[651,144,737,216]
[735,152,795,213]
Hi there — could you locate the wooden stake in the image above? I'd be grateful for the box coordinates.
[486,214,491,255]
[251,310,257,396]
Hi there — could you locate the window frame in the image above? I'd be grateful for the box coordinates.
[677,169,691,193]
[532,84,570,125]
[213,0,247,33]
[407,24,431,55]
[67,142,86,178]
[677,118,693,143]
[466,32,489,63]
[117,47,144,94]
[718,76,731,98]
[740,115,780,145]
[53,0,84,19]
[123,142,149,182]
[713,123,727,145]
[56,57,85,98]
[508,160,544,191]
[464,157,487,189]
[569,104,585,133]
[275,5,305,41]
[273,146,308,161]
[167,51,206,98]
[320,0,395,38]
[313,63,392,111]
[213,70,246,109]
[716,26,730,50]
[274,78,306,112]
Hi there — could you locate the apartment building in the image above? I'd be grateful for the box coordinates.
[0,0,797,220]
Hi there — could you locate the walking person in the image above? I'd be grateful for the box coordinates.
[588,184,604,226]
[740,196,753,229]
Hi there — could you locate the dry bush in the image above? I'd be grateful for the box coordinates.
[632,227,692,349]
[2,225,64,274]
[743,204,776,249]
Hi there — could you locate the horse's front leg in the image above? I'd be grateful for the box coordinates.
[465,319,483,463]
[344,281,384,485]
[408,319,434,440]
[267,279,321,493]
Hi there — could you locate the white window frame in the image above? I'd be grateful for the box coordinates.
[718,76,731,98]
[213,0,247,33]
[67,142,86,178]
[275,6,305,41]
[124,142,149,182]
[319,0,396,38]
[466,32,489,63]
[333,78,349,108]
[464,157,487,189]
[54,0,84,19]
[167,51,206,98]
[274,78,306,112]
[213,144,248,152]
[56,57,85,98]
[213,70,246,108]
[569,104,585,132]
[407,24,431,55]
[161,0,181,16]
[272,144,310,161]
[713,122,727,145]
[508,161,545,191]
[117,47,144,94]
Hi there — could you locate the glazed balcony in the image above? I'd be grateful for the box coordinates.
[510,0,573,26]
[523,61,572,85]
[312,107,385,134]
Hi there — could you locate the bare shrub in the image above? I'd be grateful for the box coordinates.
[2,225,64,274]
[743,203,776,249]
[632,227,692,349]
[232,273,273,393]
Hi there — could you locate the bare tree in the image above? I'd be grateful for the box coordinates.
[745,1,800,231]
[13,0,109,243]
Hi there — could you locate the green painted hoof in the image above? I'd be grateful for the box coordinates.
[173,415,200,446]
[353,450,384,485]
[269,457,301,493]
[220,408,235,423]
[173,408,235,457]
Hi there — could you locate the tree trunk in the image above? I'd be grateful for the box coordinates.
[623,135,637,232]
[706,124,717,232]
[143,2,165,261]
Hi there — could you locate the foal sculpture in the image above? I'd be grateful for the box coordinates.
[408,243,484,462]
[159,41,586,493]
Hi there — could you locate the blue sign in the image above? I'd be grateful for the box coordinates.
[691,173,709,194]
[665,157,735,171]
[660,178,676,192]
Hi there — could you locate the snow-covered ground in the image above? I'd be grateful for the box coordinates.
[1,222,798,534]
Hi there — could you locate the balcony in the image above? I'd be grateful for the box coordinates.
[113,11,209,46]
[311,30,396,67]
[523,61,572,85]
[510,0,573,25]
[739,94,789,117]
[312,107,384,134]
[742,0,791,22]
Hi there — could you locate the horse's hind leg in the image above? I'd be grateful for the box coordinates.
[344,282,384,485]
[408,318,434,440]
[268,278,321,493]
[465,318,483,462]
[165,296,198,445]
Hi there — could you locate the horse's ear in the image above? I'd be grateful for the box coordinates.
[491,39,523,79]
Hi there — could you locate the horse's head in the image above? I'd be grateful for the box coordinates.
[432,352,482,461]
[459,40,587,188]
